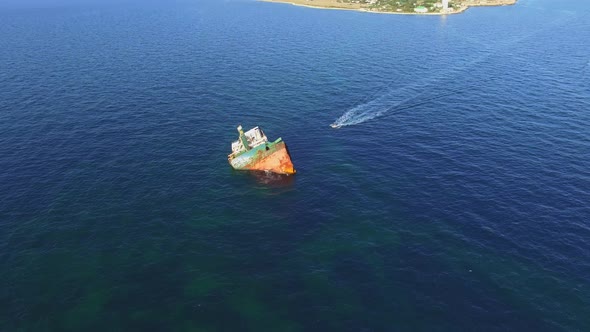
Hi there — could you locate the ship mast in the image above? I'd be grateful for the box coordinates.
[237,125,251,151]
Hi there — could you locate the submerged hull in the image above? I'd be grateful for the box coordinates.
[229,138,295,175]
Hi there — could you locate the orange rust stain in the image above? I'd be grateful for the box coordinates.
[248,142,296,174]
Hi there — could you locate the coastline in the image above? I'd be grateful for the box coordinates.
[260,0,516,15]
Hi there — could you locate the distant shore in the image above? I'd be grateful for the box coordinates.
[261,0,517,15]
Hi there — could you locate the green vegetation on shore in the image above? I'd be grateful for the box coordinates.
[265,0,516,14]
[338,0,458,13]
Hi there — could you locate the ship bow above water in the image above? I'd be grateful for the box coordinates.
[228,126,296,175]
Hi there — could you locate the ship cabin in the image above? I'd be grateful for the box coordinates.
[229,126,269,159]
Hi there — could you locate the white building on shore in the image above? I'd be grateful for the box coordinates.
[414,5,428,13]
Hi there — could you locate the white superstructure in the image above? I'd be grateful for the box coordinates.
[230,126,269,156]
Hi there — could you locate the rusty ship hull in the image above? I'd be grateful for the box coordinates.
[228,126,295,174]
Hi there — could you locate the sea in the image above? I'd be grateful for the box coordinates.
[1,0,589,330]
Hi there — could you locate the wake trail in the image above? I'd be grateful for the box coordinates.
[331,57,482,128]
[331,12,576,129]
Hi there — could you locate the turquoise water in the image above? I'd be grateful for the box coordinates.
[1,0,589,330]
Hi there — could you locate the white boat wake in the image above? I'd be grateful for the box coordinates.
[331,83,425,128]
[330,12,576,129]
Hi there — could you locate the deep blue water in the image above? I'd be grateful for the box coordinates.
[1,0,590,330]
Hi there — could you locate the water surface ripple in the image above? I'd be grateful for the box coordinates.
[1,0,589,330]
